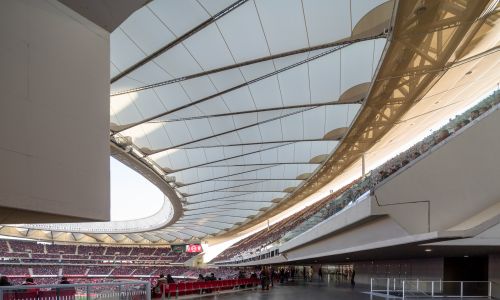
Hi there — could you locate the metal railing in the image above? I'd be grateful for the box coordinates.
[0,280,150,300]
[370,278,492,298]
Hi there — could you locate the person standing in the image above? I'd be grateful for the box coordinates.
[22,277,39,294]
[318,267,323,281]
[260,267,270,290]
[59,277,70,284]
[0,276,11,286]
[166,274,176,284]
[270,268,275,287]
[350,269,356,288]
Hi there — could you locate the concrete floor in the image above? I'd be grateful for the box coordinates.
[189,281,489,300]
[191,281,379,300]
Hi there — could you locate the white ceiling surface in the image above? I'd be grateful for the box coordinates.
[106,0,390,241]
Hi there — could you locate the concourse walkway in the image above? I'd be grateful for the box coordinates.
[199,281,373,300]
[196,280,489,300]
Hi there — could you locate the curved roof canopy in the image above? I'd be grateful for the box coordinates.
[2,0,396,244]
[2,0,498,245]
[107,0,391,241]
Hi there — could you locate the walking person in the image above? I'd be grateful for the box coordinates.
[260,267,270,290]
[350,269,356,288]
[270,268,275,287]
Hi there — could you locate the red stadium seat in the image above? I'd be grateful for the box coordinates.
[15,291,39,300]
[177,282,186,296]
[59,288,77,300]
[199,281,210,293]
[185,282,195,295]
[38,290,57,299]
[192,282,201,294]
[1,291,15,300]
[167,283,177,298]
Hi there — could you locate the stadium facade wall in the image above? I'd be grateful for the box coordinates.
[353,258,444,285]
[489,254,500,298]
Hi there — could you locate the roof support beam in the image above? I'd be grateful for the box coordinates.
[170,138,333,150]
[181,213,247,220]
[182,181,266,196]
[212,178,302,182]
[147,100,362,124]
[171,161,317,175]
[186,192,260,202]
[187,162,318,168]
[152,232,177,241]
[185,206,263,212]
[150,141,293,168]
[163,231,202,240]
[157,230,193,240]
[110,0,249,83]
[182,179,302,197]
[111,34,386,95]
[187,199,273,205]
[134,106,317,152]
[140,101,352,155]
[169,226,214,235]
[182,178,302,191]
[155,143,307,173]
[185,189,288,197]
[186,202,269,210]
[112,36,385,134]
[174,222,229,231]
[176,165,278,187]
[177,220,236,226]
[159,229,195,237]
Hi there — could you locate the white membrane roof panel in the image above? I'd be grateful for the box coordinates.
[19,0,394,242]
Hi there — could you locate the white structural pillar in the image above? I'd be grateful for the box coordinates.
[361,153,366,176]
[0,0,110,223]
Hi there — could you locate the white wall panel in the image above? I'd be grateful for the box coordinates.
[0,0,109,222]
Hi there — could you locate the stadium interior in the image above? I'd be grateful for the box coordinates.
[0,0,499,299]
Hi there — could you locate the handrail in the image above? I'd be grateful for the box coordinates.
[370,278,492,299]
[0,280,151,300]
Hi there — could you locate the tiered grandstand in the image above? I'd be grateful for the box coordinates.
[212,93,500,264]
[0,240,229,280]
[0,238,243,287]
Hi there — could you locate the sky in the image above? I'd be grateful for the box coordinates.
[110,157,164,221]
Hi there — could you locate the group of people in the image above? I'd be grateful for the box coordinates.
[0,275,75,296]
[155,274,175,285]
[252,265,356,290]
[152,272,243,296]
[196,273,217,282]
[257,266,299,290]
[0,276,71,287]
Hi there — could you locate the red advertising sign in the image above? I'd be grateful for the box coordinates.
[186,244,203,253]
